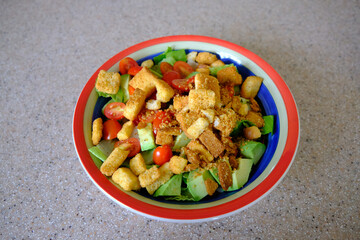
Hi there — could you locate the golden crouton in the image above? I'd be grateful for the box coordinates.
[95,70,121,94]
[129,153,147,176]
[153,79,175,103]
[220,85,233,106]
[186,118,209,139]
[138,165,161,188]
[210,60,225,67]
[146,99,161,110]
[184,147,201,166]
[169,156,188,174]
[231,96,250,116]
[146,162,173,195]
[240,76,263,99]
[201,109,216,123]
[117,121,135,140]
[187,140,214,162]
[188,89,216,111]
[123,88,146,121]
[217,66,242,85]
[112,167,141,191]
[217,160,233,191]
[249,98,261,112]
[155,130,174,146]
[100,148,130,176]
[175,111,202,138]
[195,52,218,65]
[245,111,265,128]
[213,108,238,137]
[141,59,154,68]
[173,95,188,111]
[199,129,225,158]
[204,178,218,196]
[195,73,220,105]
[160,127,182,136]
[128,67,157,97]
[196,64,210,75]
[92,118,103,145]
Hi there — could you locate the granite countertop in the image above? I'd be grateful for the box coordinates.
[1,0,359,239]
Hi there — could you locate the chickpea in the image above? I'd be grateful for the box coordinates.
[243,126,261,140]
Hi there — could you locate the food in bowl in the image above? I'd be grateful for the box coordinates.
[88,47,275,201]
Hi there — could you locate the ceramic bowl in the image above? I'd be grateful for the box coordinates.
[73,35,300,222]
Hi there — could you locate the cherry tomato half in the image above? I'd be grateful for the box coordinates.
[153,145,173,166]
[152,111,173,135]
[160,62,173,75]
[173,61,194,78]
[170,78,191,92]
[119,57,139,75]
[114,138,141,157]
[128,85,135,95]
[128,66,143,76]
[103,119,122,140]
[162,70,181,85]
[104,102,126,120]
[133,109,158,126]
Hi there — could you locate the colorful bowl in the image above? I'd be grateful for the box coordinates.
[73,35,300,222]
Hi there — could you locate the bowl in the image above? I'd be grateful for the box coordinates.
[73,35,300,222]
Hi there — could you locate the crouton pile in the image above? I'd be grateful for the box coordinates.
[91,50,265,196]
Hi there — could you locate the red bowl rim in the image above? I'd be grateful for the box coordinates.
[73,35,300,222]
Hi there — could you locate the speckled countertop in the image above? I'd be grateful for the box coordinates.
[1,0,359,239]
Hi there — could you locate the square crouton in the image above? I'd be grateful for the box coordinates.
[146,162,173,195]
[155,130,174,146]
[210,60,225,67]
[173,95,188,111]
[201,109,216,123]
[100,148,130,176]
[153,79,175,103]
[169,156,188,174]
[217,66,242,85]
[112,168,140,191]
[92,118,103,145]
[195,52,218,65]
[195,64,210,75]
[213,108,238,137]
[187,140,214,162]
[240,76,263,99]
[159,127,181,136]
[199,129,225,158]
[186,118,209,139]
[231,96,250,116]
[195,73,220,105]
[175,111,202,138]
[245,111,265,128]
[123,88,146,121]
[146,99,161,110]
[117,121,135,140]
[138,165,161,188]
[95,70,121,94]
[129,153,147,176]
[204,178,218,196]
[188,89,216,111]
[128,67,157,97]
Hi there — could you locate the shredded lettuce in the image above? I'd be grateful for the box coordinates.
[230,120,255,137]
[261,115,274,135]
[153,47,187,65]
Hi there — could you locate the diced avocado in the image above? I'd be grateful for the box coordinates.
[154,174,182,197]
[209,168,220,185]
[141,148,156,165]
[120,74,131,102]
[227,158,254,191]
[187,168,215,201]
[137,123,156,151]
[240,140,266,165]
[172,132,191,150]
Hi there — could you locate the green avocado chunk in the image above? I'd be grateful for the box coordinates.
[227,158,254,191]
[120,74,131,103]
[153,174,183,197]
[172,132,191,150]
[240,140,266,165]
[187,169,215,201]
[137,123,156,151]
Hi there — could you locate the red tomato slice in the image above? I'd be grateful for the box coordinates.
[104,102,126,120]
[103,119,122,140]
[152,111,173,135]
[114,138,141,157]
[170,78,191,92]
[153,145,173,165]
[186,76,195,84]
[162,70,181,85]
[160,62,173,75]
[173,61,194,78]
[133,109,158,126]
[128,85,135,95]
[128,66,143,76]
[119,57,139,75]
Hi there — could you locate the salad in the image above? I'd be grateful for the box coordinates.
[88,47,274,201]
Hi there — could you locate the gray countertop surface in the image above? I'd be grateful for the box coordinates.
[1,0,359,239]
